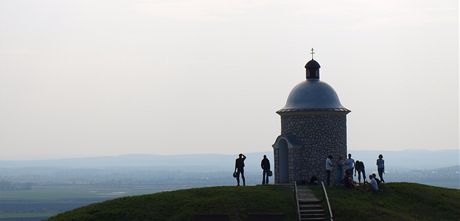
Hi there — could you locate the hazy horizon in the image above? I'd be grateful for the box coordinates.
[1,0,458,160]
[0,148,458,162]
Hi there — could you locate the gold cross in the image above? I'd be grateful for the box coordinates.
[310,48,315,59]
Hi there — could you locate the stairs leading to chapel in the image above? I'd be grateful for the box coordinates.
[296,185,329,221]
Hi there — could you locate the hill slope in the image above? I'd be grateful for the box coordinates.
[47,185,297,221]
[47,183,460,221]
[311,182,460,221]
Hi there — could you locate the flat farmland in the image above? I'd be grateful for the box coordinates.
[0,184,163,221]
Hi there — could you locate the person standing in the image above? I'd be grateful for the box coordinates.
[345,154,355,180]
[336,156,344,184]
[261,155,270,185]
[376,154,385,182]
[325,155,333,186]
[354,160,366,184]
[235,153,246,186]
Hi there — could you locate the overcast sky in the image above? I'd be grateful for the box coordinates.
[0,0,458,160]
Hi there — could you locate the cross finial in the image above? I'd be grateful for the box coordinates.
[310,48,315,59]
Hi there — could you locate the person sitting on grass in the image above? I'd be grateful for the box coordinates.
[369,175,379,192]
[343,170,356,189]
[372,173,381,185]
[309,176,319,185]
[372,173,385,191]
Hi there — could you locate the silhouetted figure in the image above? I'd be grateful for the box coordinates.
[336,156,344,185]
[261,155,270,184]
[235,153,246,186]
[372,173,381,186]
[354,160,366,184]
[345,153,355,180]
[343,170,355,189]
[376,154,385,182]
[369,175,379,192]
[309,176,319,185]
[325,155,333,186]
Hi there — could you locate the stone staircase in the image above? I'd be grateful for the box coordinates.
[296,185,329,221]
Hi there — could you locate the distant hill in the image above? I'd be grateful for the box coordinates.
[1,149,458,189]
[46,183,460,221]
[1,149,458,170]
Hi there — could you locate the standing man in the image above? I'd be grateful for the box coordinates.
[325,155,333,186]
[235,153,246,186]
[376,154,385,182]
[345,154,355,181]
[261,155,270,185]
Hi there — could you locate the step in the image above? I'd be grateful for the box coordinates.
[301,216,327,220]
[299,209,324,212]
[300,218,327,221]
[298,209,325,214]
[297,189,311,192]
[299,204,323,209]
[299,209,324,213]
[297,189,312,193]
[297,190,313,194]
[299,199,321,204]
[296,186,328,221]
[298,196,318,200]
[297,192,315,195]
[300,213,326,218]
[297,193,316,196]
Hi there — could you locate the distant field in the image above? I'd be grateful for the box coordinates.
[0,184,164,220]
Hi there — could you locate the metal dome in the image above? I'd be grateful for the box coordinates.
[278,79,349,113]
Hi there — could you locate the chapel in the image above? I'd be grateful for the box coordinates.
[273,51,350,184]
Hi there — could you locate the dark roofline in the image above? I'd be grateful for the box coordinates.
[277,108,351,115]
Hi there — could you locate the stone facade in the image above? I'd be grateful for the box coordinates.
[274,111,347,184]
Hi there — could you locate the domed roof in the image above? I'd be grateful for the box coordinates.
[279,80,348,112]
[277,57,349,113]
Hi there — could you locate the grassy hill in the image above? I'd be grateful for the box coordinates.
[311,182,460,221]
[46,185,297,221]
[47,183,460,221]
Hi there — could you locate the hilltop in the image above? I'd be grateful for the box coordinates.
[46,185,297,221]
[46,183,460,221]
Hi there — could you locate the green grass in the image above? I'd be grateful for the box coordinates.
[46,185,297,221]
[46,183,460,221]
[311,182,460,221]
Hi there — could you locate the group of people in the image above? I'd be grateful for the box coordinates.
[325,153,386,192]
[234,154,271,186]
[233,152,386,192]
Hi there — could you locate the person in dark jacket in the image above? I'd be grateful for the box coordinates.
[376,154,385,182]
[235,153,246,186]
[354,160,366,184]
[261,155,270,184]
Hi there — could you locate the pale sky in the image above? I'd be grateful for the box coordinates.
[0,0,458,160]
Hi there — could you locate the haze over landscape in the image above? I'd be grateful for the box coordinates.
[0,0,458,160]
